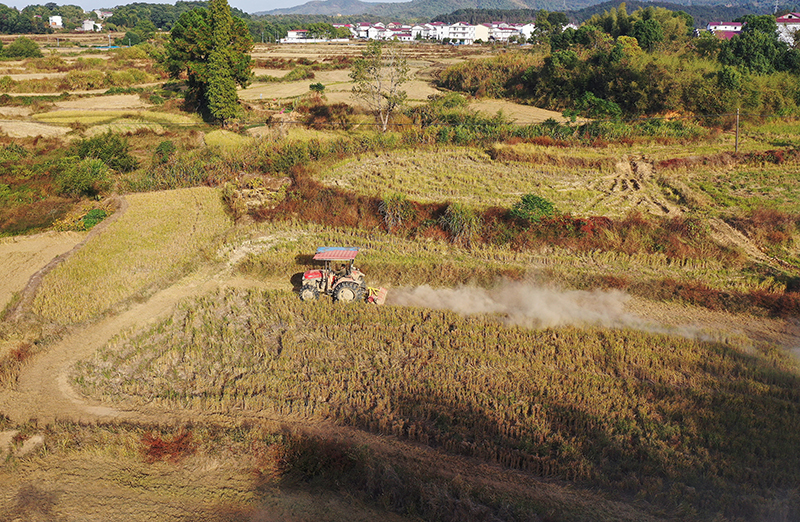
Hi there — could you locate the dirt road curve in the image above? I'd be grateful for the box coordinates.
[0,270,224,425]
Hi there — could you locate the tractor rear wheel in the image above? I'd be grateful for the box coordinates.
[333,281,364,303]
[299,284,319,301]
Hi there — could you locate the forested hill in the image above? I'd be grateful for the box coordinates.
[571,0,760,25]
[260,0,548,19]
[258,0,767,20]
[434,3,760,26]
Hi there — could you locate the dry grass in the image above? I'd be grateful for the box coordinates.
[73,287,800,520]
[32,110,198,126]
[204,129,252,150]
[319,147,609,213]
[31,188,231,324]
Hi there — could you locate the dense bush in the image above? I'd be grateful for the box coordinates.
[1,36,42,58]
[509,194,556,222]
[55,158,111,198]
[153,140,176,164]
[74,132,138,173]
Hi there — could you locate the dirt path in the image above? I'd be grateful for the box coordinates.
[4,196,127,324]
[0,270,217,424]
[0,231,85,315]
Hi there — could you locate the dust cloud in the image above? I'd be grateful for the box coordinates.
[387,282,726,341]
[387,282,640,329]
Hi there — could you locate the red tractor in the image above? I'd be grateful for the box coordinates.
[299,247,387,304]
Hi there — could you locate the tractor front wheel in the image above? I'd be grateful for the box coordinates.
[299,284,319,301]
[333,281,364,303]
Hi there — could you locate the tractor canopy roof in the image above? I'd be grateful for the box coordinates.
[312,247,359,261]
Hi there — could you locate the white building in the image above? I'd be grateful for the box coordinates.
[707,21,743,32]
[777,13,800,45]
[484,22,518,41]
[48,15,62,28]
[81,19,102,32]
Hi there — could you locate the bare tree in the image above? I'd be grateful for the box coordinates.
[350,40,410,132]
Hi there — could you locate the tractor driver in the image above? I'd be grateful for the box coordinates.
[332,262,349,276]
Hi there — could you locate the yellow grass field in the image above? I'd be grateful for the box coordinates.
[31,188,231,324]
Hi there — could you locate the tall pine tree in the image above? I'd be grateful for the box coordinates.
[166,0,252,123]
[207,0,241,122]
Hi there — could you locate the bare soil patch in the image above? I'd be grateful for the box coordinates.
[471,99,566,123]
[0,121,69,138]
[53,94,152,111]
[0,107,31,118]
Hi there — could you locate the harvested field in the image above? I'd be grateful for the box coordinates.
[320,147,613,212]
[471,99,567,123]
[0,121,69,138]
[0,231,85,313]
[0,72,66,81]
[33,110,198,126]
[52,94,152,111]
[240,78,439,104]
[31,188,231,324]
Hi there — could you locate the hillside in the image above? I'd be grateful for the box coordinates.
[257,0,766,21]
[2,39,800,521]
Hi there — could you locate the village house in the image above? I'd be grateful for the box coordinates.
[777,13,800,45]
[80,19,102,32]
[707,21,743,40]
[48,15,63,29]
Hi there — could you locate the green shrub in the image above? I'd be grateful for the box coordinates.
[56,158,111,198]
[82,208,107,229]
[284,66,315,82]
[74,132,138,172]
[2,37,43,58]
[62,70,106,90]
[510,194,556,222]
[153,140,176,164]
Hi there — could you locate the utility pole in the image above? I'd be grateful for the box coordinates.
[735,108,740,153]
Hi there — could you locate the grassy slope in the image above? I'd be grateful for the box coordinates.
[72,289,800,520]
[31,187,231,324]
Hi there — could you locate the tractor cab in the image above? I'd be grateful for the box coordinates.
[300,247,366,303]
[299,247,387,304]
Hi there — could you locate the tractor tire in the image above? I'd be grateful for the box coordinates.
[333,281,364,303]
[299,284,320,301]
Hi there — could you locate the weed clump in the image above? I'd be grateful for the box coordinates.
[73,132,138,173]
[509,194,556,223]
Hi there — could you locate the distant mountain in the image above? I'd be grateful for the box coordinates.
[257,0,569,19]
[255,0,768,22]
[264,0,374,16]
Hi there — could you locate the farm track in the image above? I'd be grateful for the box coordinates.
[585,156,682,216]
[4,196,127,323]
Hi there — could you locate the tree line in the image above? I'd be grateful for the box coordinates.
[440,5,800,119]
